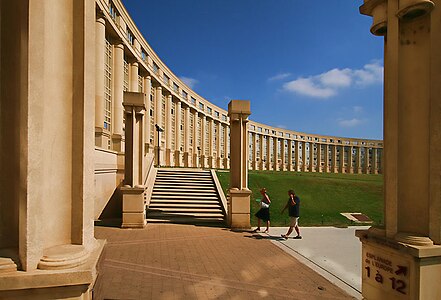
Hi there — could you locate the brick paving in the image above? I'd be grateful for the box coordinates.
[93,224,354,299]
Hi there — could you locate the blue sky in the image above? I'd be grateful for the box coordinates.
[122,0,384,140]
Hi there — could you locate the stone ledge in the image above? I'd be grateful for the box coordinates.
[0,240,105,292]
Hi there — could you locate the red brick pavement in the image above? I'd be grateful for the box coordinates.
[93,224,354,299]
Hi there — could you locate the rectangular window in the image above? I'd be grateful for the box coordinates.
[153,62,159,75]
[173,83,179,93]
[150,89,155,143]
[207,107,212,115]
[138,75,143,92]
[104,38,112,132]
[163,74,170,85]
[199,102,204,110]
[161,95,166,129]
[215,111,220,118]
[182,90,188,99]
[141,50,147,62]
[190,97,196,105]
[126,28,134,45]
[171,101,176,149]
[123,59,129,92]
[109,1,118,20]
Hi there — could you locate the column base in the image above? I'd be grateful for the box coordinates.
[200,155,207,168]
[112,133,123,153]
[193,154,199,168]
[183,152,190,167]
[38,244,89,270]
[228,188,252,229]
[165,149,172,166]
[356,229,441,300]
[121,186,146,228]
[174,150,182,167]
[0,249,18,274]
[0,240,105,300]
[223,158,229,169]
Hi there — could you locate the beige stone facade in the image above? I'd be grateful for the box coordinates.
[0,0,385,298]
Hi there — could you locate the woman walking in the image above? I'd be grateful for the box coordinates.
[253,188,271,233]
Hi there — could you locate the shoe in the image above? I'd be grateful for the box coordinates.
[294,236,302,239]
[281,234,288,239]
[264,229,269,233]
[253,228,260,233]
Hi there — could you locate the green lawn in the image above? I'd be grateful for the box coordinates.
[216,170,383,227]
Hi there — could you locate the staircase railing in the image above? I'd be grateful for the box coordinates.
[210,170,228,216]
[143,153,157,207]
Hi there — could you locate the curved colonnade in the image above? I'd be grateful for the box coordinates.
[95,0,383,174]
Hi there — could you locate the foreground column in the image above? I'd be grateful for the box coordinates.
[228,100,252,229]
[121,92,147,228]
[287,139,293,171]
[357,1,441,299]
[0,1,103,297]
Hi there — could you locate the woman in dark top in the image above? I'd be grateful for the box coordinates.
[253,188,271,233]
[281,189,302,239]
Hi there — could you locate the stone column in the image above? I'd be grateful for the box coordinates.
[112,42,124,152]
[331,145,337,173]
[348,146,354,174]
[372,147,378,174]
[324,144,329,173]
[364,147,370,174]
[208,118,214,168]
[316,143,322,172]
[259,134,265,170]
[250,133,257,170]
[339,145,345,173]
[357,2,441,299]
[193,111,200,168]
[356,146,362,174]
[273,137,279,171]
[266,135,271,170]
[287,139,293,171]
[228,100,252,229]
[174,100,182,167]
[183,106,190,167]
[95,13,106,147]
[280,139,286,171]
[200,114,207,168]
[0,1,103,297]
[216,121,222,168]
[302,142,307,172]
[294,140,300,172]
[144,76,152,153]
[121,92,146,228]
[154,86,163,166]
[165,95,172,166]
[130,62,139,92]
[309,142,315,172]
[223,124,229,169]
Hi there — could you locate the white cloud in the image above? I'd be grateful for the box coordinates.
[180,76,199,89]
[277,124,287,129]
[282,60,383,99]
[268,73,291,82]
[338,118,363,127]
[353,106,363,113]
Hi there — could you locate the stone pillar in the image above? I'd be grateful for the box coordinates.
[0,1,103,297]
[130,62,139,92]
[223,124,229,169]
[357,1,441,299]
[339,146,345,173]
[259,134,265,170]
[316,143,322,172]
[273,137,279,171]
[309,142,315,172]
[193,111,199,168]
[331,145,337,173]
[228,100,252,229]
[154,86,163,166]
[266,135,271,170]
[280,139,286,171]
[174,100,182,167]
[372,147,378,174]
[144,76,152,153]
[121,92,146,228]
[207,118,214,168]
[356,146,362,174]
[364,147,370,174]
[324,144,329,173]
[95,13,106,147]
[348,146,354,174]
[165,95,172,166]
[112,42,124,152]
[183,106,190,167]
[200,114,207,168]
[302,142,307,172]
[294,140,300,172]
[216,121,222,168]
[287,139,293,171]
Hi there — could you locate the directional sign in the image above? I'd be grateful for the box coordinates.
[362,244,411,299]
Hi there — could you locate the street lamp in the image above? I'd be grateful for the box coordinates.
[155,124,163,167]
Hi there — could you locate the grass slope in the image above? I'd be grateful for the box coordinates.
[216,170,383,227]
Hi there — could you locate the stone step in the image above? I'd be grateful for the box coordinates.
[146,217,225,225]
[153,182,215,188]
[155,177,213,182]
[147,210,224,218]
[153,186,217,192]
[151,195,219,201]
[150,199,220,205]
[149,203,221,209]
[152,191,218,196]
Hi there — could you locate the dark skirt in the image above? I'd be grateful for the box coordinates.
[255,207,270,221]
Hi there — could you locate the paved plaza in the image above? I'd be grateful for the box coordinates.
[93,223,359,299]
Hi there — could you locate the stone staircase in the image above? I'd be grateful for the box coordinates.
[146,169,226,225]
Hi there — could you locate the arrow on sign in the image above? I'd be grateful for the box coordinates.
[395,265,408,276]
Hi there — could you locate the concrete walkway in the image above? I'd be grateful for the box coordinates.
[93,224,356,299]
[257,226,368,299]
